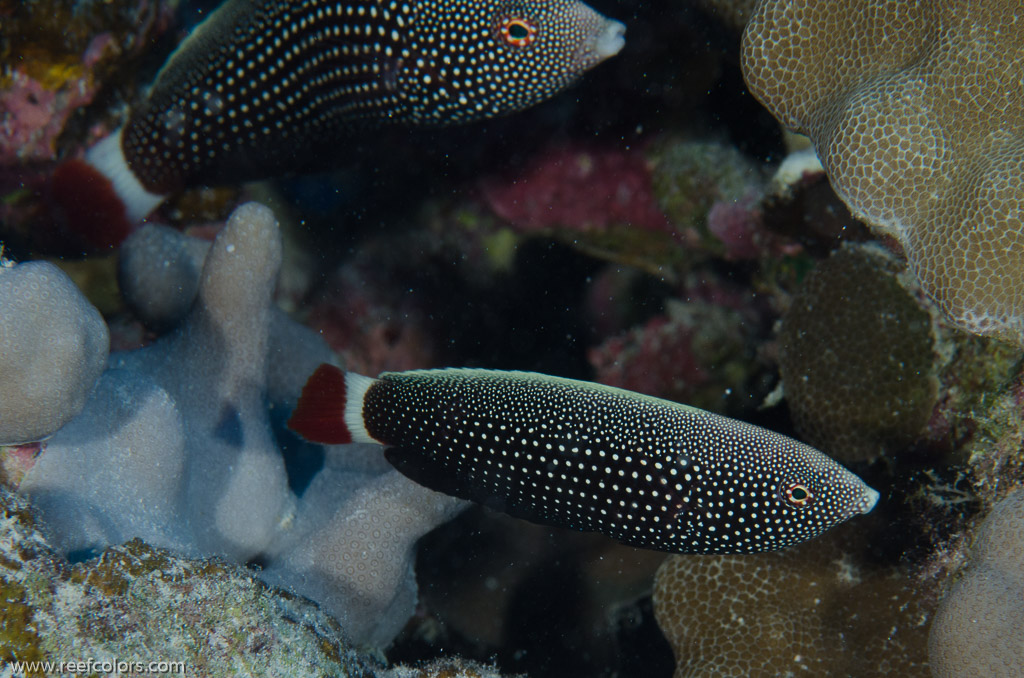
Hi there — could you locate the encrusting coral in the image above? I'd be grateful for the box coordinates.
[0,260,109,445]
[652,524,931,678]
[12,202,466,649]
[742,0,1024,345]
[777,243,939,463]
[929,488,1024,678]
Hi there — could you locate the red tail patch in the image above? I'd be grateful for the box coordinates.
[287,363,353,444]
[50,158,135,251]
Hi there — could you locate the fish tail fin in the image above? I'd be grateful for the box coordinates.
[49,128,165,249]
[287,363,378,445]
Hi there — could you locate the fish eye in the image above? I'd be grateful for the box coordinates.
[500,17,538,47]
[784,482,813,507]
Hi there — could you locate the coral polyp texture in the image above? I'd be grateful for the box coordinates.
[742,0,1024,345]
[929,488,1024,678]
[777,243,939,463]
[0,261,109,444]
[652,527,931,677]
[13,202,466,649]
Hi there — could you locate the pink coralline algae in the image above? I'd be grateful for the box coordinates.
[706,196,779,261]
[590,313,710,399]
[0,0,171,166]
[1,42,95,166]
[588,298,758,414]
[0,0,174,253]
[479,144,671,236]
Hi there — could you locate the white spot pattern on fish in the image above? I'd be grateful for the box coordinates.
[288,365,879,554]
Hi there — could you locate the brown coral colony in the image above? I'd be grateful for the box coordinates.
[742,0,1024,346]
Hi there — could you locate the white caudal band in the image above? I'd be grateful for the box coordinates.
[344,372,383,444]
[85,128,166,223]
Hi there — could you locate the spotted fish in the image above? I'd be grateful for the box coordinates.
[52,0,625,237]
[288,365,879,554]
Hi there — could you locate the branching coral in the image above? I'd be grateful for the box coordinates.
[742,0,1024,345]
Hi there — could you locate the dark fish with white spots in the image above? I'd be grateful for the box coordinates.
[288,365,879,554]
[52,0,626,239]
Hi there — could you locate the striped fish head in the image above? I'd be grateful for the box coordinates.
[396,0,626,124]
[672,427,879,554]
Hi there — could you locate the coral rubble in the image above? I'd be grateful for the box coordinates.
[0,484,505,677]
[743,0,1024,345]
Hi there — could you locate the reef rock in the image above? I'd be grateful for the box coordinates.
[0,484,505,676]
[588,298,759,416]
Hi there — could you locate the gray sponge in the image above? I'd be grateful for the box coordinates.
[929,489,1024,677]
[18,202,467,648]
[0,261,109,444]
[118,223,210,332]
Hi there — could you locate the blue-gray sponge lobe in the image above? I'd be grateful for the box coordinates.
[361,369,878,554]
[120,0,625,194]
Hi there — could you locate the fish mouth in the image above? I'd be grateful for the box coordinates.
[858,485,881,514]
[594,19,626,59]
[573,9,626,69]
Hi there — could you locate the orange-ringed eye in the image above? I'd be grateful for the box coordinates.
[786,483,812,506]
[501,18,537,47]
